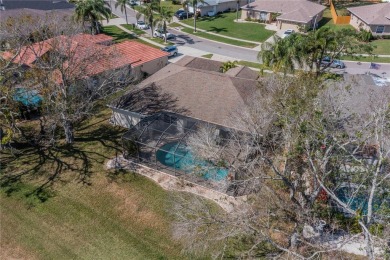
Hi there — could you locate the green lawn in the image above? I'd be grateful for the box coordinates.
[101,25,160,49]
[181,12,274,42]
[121,24,146,36]
[0,108,197,259]
[317,9,354,31]
[237,60,262,69]
[181,27,257,48]
[202,53,213,59]
[371,39,390,55]
[160,0,182,13]
[0,104,223,259]
[340,55,390,63]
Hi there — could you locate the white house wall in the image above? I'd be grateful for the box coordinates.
[110,107,144,128]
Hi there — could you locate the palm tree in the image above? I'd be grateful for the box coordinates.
[300,27,337,75]
[182,0,207,32]
[156,7,173,43]
[72,0,112,35]
[220,60,238,73]
[140,0,160,37]
[136,11,142,23]
[258,35,302,75]
[115,0,130,24]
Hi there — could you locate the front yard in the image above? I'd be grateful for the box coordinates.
[371,39,390,55]
[181,12,274,42]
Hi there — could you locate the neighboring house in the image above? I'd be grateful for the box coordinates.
[188,0,250,17]
[110,56,259,130]
[241,0,326,31]
[0,0,74,22]
[3,34,169,78]
[348,3,390,36]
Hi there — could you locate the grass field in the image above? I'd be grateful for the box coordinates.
[101,25,160,49]
[340,55,390,63]
[1,106,366,260]
[317,9,354,32]
[0,108,205,259]
[181,12,274,42]
[371,39,390,55]
[181,28,257,48]
[121,24,147,36]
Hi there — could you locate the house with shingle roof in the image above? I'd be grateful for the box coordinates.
[110,56,259,131]
[348,3,390,36]
[241,0,326,31]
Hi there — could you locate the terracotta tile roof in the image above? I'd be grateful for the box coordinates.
[112,41,169,68]
[3,34,166,78]
[242,0,325,24]
[348,3,390,25]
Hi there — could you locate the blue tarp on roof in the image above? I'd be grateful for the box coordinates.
[13,88,43,107]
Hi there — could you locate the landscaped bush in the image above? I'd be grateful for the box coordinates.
[358,29,373,42]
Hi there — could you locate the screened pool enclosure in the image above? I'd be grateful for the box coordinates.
[122,113,233,192]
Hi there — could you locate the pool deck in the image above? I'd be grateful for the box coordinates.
[106,155,247,212]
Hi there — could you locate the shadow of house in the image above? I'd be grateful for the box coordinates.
[110,83,190,127]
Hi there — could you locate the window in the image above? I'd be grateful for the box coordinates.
[376,25,385,34]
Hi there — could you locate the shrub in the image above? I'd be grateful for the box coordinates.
[358,29,373,42]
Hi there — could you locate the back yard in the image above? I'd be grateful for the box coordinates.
[181,12,274,42]
[0,109,205,260]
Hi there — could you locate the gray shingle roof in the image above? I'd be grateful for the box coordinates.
[114,57,260,129]
[242,0,326,23]
[348,3,390,25]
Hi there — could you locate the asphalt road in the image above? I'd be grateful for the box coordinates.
[108,1,259,62]
[108,1,390,75]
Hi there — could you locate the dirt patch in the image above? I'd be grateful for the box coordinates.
[106,156,247,212]
[0,242,37,260]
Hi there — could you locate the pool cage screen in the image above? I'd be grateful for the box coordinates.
[122,113,233,188]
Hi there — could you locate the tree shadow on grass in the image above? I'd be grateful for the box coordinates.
[208,26,228,33]
[0,123,126,206]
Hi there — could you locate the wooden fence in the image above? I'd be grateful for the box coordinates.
[330,0,351,24]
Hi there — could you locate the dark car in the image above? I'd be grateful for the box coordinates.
[174,9,185,16]
[161,45,178,57]
[320,56,345,69]
[176,11,193,20]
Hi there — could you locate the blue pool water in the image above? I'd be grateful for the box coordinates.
[336,187,385,214]
[156,142,229,181]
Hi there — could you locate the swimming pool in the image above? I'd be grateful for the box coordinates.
[156,142,229,181]
[336,187,385,214]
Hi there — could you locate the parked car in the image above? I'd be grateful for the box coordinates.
[136,21,149,30]
[129,0,137,6]
[154,29,175,40]
[320,57,346,69]
[174,9,185,16]
[161,45,178,57]
[281,29,295,38]
[176,11,193,20]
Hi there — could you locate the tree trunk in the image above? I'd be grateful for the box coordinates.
[164,22,167,43]
[236,2,239,21]
[125,7,128,24]
[193,13,197,32]
[364,229,375,260]
[63,120,74,144]
[0,127,4,150]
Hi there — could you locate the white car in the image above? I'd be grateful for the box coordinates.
[136,21,149,30]
[282,29,295,38]
[153,29,175,40]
